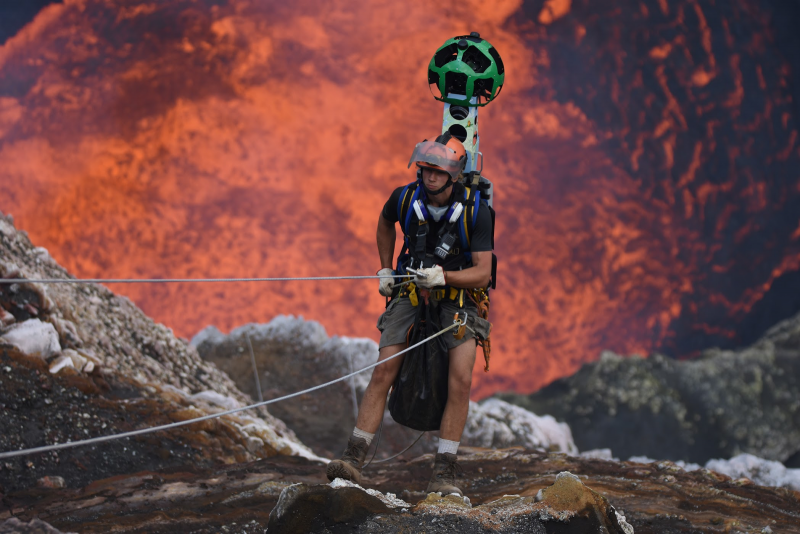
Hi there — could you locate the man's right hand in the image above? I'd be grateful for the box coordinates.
[378,268,395,297]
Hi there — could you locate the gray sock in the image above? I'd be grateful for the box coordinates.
[438,438,459,455]
[352,427,374,445]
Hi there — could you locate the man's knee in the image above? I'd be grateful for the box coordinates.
[448,342,476,395]
[449,369,473,395]
[369,345,404,387]
[370,363,398,387]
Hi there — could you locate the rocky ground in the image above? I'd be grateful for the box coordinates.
[0,211,316,494]
[2,447,798,533]
[499,313,800,466]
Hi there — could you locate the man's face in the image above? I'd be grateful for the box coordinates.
[421,166,451,193]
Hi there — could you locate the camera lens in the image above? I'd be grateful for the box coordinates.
[449,106,469,121]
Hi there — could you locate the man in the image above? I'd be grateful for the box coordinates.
[326,133,493,497]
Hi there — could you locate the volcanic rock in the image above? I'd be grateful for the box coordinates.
[498,311,800,464]
[193,319,577,459]
[0,211,315,492]
[4,447,799,533]
[267,471,633,533]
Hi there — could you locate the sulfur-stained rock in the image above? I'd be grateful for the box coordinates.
[535,472,634,533]
[1,319,61,360]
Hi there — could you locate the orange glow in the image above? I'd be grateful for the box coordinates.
[1,0,799,399]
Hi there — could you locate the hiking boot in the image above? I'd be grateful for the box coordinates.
[426,452,464,496]
[326,436,369,484]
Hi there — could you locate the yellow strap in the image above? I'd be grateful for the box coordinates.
[462,197,471,247]
[408,283,419,307]
[458,288,464,307]
[449,287,458,300]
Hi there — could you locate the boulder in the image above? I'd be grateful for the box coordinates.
[1,319,61,360]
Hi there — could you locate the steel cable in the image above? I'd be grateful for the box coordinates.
[0,274,411,284]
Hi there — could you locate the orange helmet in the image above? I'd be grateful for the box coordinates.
[408,132,467,180]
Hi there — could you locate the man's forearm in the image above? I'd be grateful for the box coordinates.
[442,265,490,289]
[442,251,492,289]
[377,216,396,269]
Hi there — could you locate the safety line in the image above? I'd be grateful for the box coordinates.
[0,275,411,284]
[0,320,461,460]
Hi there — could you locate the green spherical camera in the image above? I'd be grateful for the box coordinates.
[428,32,505,107]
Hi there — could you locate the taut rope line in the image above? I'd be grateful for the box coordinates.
[0,319,462,460]
[0,274,410,284]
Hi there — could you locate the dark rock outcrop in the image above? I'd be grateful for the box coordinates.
[499,312,800,464]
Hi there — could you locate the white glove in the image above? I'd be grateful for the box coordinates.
[414,265,446,289]
[378,268,395,297]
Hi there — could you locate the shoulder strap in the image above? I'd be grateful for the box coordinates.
[459,173,484,250]
[397,182,420,236]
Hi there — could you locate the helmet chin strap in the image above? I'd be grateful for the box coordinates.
[423,177,453,196]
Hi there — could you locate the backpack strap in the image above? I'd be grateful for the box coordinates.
[457,172,484,262]
[397,182,415,235]
[398,182,424,236]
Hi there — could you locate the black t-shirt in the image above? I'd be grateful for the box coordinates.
[381,182,492,271]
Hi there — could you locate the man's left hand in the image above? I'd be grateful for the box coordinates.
[415,265,446,288]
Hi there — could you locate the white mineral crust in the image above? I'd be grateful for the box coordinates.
[463,398,578,454]
[1,318,61,359]
[705,453,800,491]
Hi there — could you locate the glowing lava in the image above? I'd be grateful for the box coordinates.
[1,0,798,398]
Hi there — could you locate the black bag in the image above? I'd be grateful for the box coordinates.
[387,301,450,431]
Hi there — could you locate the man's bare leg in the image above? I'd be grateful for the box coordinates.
[327,343,406,483]
[439,340,478,441]
[355,342,407,433]
[426,340,477,496]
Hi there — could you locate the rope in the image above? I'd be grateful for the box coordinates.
[363,418,426,469]
[0,275,411,285]
[0,320,461,460]
[368,431,426,465]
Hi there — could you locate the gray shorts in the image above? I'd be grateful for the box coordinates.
[377,295,492,350]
